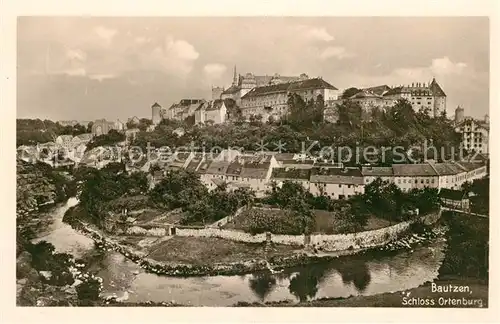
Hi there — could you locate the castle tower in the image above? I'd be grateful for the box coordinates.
[232,65,238,86]
[212,86,224,100]
[455,105,464,124]
[484,113,489,124]
[151,102,162,125]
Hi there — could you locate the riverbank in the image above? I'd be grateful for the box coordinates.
[65,208,446,278]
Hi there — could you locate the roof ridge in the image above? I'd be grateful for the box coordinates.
[427,161,439,175]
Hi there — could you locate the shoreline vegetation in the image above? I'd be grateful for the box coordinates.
[63,204,446,278]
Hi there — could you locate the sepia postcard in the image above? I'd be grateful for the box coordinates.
[1,0,499,323]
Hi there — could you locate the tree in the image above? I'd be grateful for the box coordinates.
[349,194,370,228]
[86,121,94,133]
[85,130,126,151]
[150,170,208,210]
[76,278,101,302]
[341,87,361,99]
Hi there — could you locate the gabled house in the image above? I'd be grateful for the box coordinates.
[309,167,364,199]
[195,100,227,125]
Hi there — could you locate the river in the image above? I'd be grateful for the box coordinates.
[33,199,446,306]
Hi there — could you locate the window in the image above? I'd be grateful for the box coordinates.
[398,179,401,184]
[426,179,429,184]
[338,184,342,188]
[421,179,424,184]
[415,179,418,184]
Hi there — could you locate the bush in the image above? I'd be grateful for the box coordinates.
[248,209,315,235]
[76,279,101,302]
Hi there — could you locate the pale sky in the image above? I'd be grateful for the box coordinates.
[17,17,489,121]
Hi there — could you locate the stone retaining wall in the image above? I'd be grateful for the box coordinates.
[208,205,247,228]
[176,228,267,243]
[126,226,166,237]
[176,210,441,252]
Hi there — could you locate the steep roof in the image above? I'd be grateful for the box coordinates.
[272,153,297,161]
[383,86,404,96]
[430,163,463,176]
[310,167,363,185]
[240,162,271,179]
[221,85,240,95]
[392,164,437,177]
[288,78,338,91]
[361,166,393,177]
[205,99,225,111]
[440,188,467,200]
[271,168,311,181]
[75,133,93,142]
[152,102,161,108]
[196,157,214,174]
[363,85,391,96]
[185,153,205,172]
[57,135,73,142]
[349,90,382,99]
[455,161,485,172]
[226,160,244,176]
[205,160,231,175]
[280,159,315,166]
[241,78,337,99]
[429,78,446,97]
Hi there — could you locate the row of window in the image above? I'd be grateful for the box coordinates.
[397,178,435,185]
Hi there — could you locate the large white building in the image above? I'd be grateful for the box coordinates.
[325,78,447,120]
[454,110,489,155]
[162,99,205,121]
[217,66,309,106]
[194,100,227,125]
[240,77,339,122]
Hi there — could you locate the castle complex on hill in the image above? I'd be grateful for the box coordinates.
[151,65,450,126]
[213,66,310,104]
[212,66,340,122]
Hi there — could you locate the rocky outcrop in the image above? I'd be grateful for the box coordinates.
[16,159,57,216]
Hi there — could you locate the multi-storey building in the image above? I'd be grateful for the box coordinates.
[146,147,488,201]
[454,111,489,154]
[327,78,447,118]
[240,78,339,122]
[361,166,394,185]
[91,119,123,136]
[309,167,365,200]
[163,99,205,121]
[217,66,309,106]
[382,78,446,117]
[194,99,227,125]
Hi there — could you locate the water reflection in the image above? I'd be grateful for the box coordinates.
[288,266,328,302]
[337,262,371,293]
[248,272,277,301]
